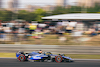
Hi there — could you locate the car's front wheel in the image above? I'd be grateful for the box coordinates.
[55,55,63,63]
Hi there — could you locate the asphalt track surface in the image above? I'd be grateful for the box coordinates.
[0,58,100,67]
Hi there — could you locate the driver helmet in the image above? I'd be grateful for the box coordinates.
[39,50,42,54]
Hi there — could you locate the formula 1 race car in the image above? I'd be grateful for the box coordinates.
[16,51,74,63]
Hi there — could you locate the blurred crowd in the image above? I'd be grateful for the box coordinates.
[0,20,100,42]
[0,20,76,42]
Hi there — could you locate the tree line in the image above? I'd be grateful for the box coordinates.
[0,3,100,22]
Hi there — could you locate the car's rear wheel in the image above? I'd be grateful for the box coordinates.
[55,55,62,63]
[18,54,26,62]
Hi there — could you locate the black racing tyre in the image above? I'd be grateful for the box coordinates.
[55,55,63,63]
[18,54,26,62]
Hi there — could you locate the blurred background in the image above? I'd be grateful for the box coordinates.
[0,0,100,58]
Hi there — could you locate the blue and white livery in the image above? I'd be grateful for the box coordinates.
[16,51,74,63]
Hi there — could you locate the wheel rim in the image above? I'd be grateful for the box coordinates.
[55,56,62,63]
[18,54,26,61]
